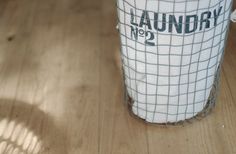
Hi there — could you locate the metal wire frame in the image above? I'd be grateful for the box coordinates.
[117,0,232,124]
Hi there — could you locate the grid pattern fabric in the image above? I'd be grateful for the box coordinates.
[117,0,232,123]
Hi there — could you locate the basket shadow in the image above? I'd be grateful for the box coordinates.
[0,99,68,154]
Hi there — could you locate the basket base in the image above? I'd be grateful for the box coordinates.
[126,94,216,125]
[125,70,220,125]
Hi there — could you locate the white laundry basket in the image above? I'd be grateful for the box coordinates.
[117,0,233,124]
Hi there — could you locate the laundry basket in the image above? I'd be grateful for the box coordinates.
[117,0,233,124]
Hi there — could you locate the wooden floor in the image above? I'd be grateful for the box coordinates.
[0,0,235,153]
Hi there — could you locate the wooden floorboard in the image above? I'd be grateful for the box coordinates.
[0,0,235,153]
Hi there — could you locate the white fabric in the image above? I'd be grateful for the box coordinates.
[117,0,232,123]
[231,9,236,22]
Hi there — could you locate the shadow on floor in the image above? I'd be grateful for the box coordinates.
[0,99,68,154]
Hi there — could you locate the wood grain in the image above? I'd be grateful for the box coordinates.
[0,0,235,153]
